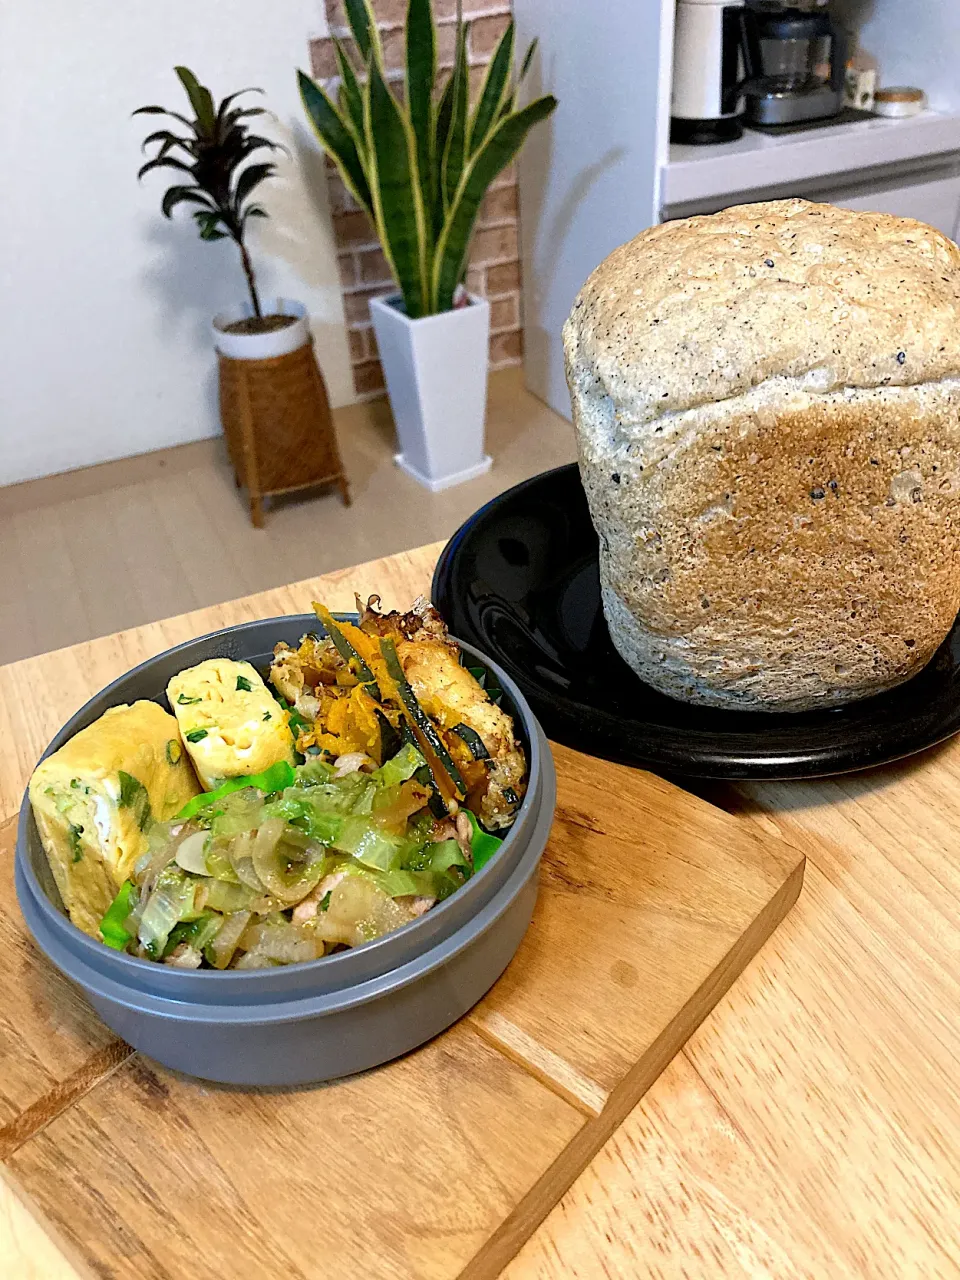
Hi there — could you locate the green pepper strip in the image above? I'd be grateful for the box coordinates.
[375,708,402,763]
[450,723,490,761]
[100,880,137,951]
[464,809,504,873]
[379,638,467,798]
[175,760,297,821]
[398,721,446,818]
[314,606,382,700]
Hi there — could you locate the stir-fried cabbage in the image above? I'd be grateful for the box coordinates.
[100,742,502,968]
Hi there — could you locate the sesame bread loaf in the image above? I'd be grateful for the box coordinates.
[563,199,960,711]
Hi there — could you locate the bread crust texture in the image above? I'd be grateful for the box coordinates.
[563,199,960,711]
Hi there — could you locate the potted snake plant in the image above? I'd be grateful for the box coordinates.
[300,0,556,490]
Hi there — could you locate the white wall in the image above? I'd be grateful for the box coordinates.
[834,1,960,115]
[0,0,354,487]
[513,0,669,420]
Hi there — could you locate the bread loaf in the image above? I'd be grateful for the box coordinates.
[563,199,960,711]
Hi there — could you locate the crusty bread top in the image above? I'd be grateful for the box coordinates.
[563,199,960,425]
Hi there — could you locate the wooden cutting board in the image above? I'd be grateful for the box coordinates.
[0,742,804,1280]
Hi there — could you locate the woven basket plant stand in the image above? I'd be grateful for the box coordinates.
[218,339,350,528]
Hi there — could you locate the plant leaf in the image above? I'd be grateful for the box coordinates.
[140,129,191,154]
[132,106,196,132]
[433,95,557,311]
[220,106,269,132]
[234,162,275,209]
[175,66,216,136]
[519,37,538,83]
[154,139,184,163]
[243,205,268,222]
[502,38,539,116]
[234,134,284,162]
[216,86,264,130]
[433,70,456,237]
[194,210,229,241]
[333,37,366,152]
[406,0,436,228]
[441,19,470,214]
[298,70,372,216]
[149,138,190,165]
[138,156,195,181]
[216,124,279,167]
[468,19,514,155]
[364,58,428,317]
[343,0,383,64]
[161,185,215,218]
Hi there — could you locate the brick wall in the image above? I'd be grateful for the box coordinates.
[310,0,523,399]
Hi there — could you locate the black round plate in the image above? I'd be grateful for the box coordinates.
[432,463,960,779]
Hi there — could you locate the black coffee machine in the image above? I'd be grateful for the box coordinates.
[741,0,848,127]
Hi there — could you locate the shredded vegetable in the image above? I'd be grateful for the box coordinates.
[100,880,137,950]
[90,599,526,969]
[464,809,503,873]
[177,760,296,821]
[98,743,512,969]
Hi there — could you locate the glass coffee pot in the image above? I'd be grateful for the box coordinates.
[741,1,848,126]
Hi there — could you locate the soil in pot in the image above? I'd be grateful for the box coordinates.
[222,314,299,336]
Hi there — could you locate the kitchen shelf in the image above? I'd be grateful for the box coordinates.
[661,110,960,209]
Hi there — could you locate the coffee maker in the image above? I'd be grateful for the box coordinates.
[741,0,848,127]
[671,0,747,145]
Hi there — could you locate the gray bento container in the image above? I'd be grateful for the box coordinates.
[16,615,555,1087]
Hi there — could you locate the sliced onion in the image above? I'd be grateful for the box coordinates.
[204,840,241,883]
[251,819,326,904]
[231,856,265,892]
[174,830,209,875]
[251,817,285,857]
[237,920,322,964]
[228,831,266,892]
[202,880,256,913]
[138,822,202,895]
[137,845,177,897]
[207,910,251,969]
[311,874,409,947]
[334,752,374,777]
[232,952,282,970]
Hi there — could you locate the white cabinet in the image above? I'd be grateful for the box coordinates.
[661,113,960,238]
[832,169,960,240]
[664,151,960,241]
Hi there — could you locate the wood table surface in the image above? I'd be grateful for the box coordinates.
[2,540,959,1277]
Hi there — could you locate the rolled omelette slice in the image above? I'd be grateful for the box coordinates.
[28,701,199,939]
[167,658,294,792]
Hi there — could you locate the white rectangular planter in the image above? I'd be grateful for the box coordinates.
[370,293,492,492]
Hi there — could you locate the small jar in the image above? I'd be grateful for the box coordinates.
[873,87,927,118]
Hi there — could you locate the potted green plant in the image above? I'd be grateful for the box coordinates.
[299,0,556,490]
[134,67,351,528]
[135,66,304,360]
